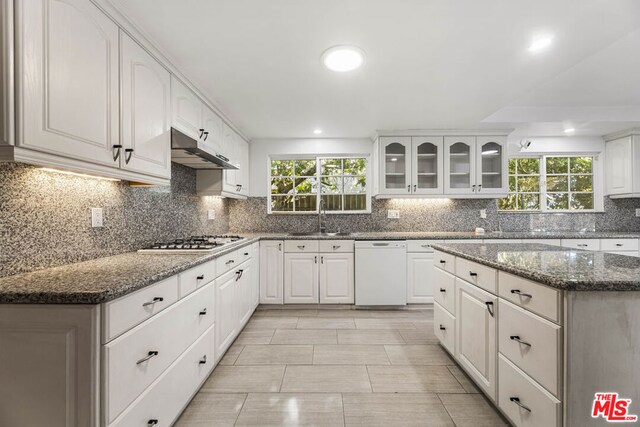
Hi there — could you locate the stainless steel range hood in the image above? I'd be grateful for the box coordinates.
[171,128,238,170]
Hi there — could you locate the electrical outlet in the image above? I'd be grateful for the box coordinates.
[480,209,487,219]
[636,208,640,217]
[208,209,216,220]
[91,207,103,228]
[387,210,400,219]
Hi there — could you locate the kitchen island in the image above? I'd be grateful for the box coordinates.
[431,242,640,427]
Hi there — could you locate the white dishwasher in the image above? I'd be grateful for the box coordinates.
[355,241,407,306]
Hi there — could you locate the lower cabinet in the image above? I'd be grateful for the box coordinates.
[260,241,284,304]
[455,278,497,401]
[238,259,255,326]
[319,253,355,304]
[406,252,435,303]
[215,268,240,359]
[284,253,319,303]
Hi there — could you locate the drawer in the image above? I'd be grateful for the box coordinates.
[318,239,354,253]
[600,238,639,252]
[109,324,215,427]
[178,259,216,298]
[498,300,562,397]
[103,275,179,343]
[284,239,319,253]
[561,238,600,251]
[406,240,439,252]
[434,302,455,356]
[216,249,241,276]
[498,354,561,427]
[455,257,497,294]
[482,239,522,243]
[522,239,561,246]
[434,250,455,274]
[605,250,639,257]
[433,267,456,315]
[104,283,215,423]
[498,272,561,323]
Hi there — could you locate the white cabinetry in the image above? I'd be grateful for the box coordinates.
[319,253,355,304]
[406,240,437,303]
[215,268,239,358]
[284,253,319,303]
[120,32,171,179]
[605,132,640,198]
[380,136,411,195]
[260,241,284,304]
[445,136,507,196]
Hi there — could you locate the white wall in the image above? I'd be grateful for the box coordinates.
[507,135,605,156]
[249,138,374,197]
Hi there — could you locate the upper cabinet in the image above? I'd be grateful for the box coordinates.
[120,32,171,179]
[377,133,506,198]
[605,132,640,198]
[16,0,120,166]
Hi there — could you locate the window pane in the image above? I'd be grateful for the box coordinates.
[320,176,343,194]
[498,194,518,210]
[321,195,342,211]
[570,157,593,174]
[271,160,293,176]
[517,176,539,192]
[271,196,293,211]
[295,159,316,176]
[508,158,516,174]
[570,175,593,192]
[344,158,366,175]
[520,194,540,210]
[344,176,366,193]
[294,177,317,194]
[517,158,539,175]
[546,157,568,174]
[321,158,343,175]
[571,193,594,210]
[508,176,516,192]
[546,176,568,192]
[547,193,569,210]
[271,177,294,194]
[344,194,367,211]
[295,195,317,211]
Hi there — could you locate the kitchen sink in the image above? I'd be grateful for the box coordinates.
[288,232,352,237]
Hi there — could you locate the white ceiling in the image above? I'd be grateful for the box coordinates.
[110,0,640,139]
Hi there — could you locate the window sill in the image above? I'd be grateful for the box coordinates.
[498,210,605,214]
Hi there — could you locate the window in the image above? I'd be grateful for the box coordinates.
[499,156,596,211]
[270,157,368,213]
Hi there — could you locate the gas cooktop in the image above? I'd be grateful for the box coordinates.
[138,235,245,254]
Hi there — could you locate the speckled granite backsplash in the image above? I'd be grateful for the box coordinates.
[228,197,640,234]
[0,162,229,278]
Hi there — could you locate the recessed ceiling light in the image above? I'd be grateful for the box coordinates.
[322,45,366,72]
[313,129,323,135]
[564,128,575,134]
[528,36,553,52]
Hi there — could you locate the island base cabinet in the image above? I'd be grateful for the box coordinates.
[110,325,215,427]
[455,278,497,401]
[433,302,455,355]
[498,355,561,427]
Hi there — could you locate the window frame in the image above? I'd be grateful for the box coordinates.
[268,155,371,214]
[499,153,603,213]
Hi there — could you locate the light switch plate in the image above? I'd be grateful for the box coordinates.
[91,208,103,228]
[480,209,487,219]
[636,208,640,217]
[387,210,400,219]
[208,209,216,220]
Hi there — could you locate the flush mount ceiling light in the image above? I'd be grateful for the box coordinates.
[313,129,323,135]
[528,36,553,52]
[321,45,366,72]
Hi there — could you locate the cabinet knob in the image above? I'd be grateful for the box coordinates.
[148,420,159,427]
[124,148,134,164]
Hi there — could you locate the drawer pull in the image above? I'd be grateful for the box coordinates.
[421,244,431,248]
[297,245,306,250]
[235,269,244,281]
[136,351,159,365]
[226,260,235,265]
[510,289,533,299]
[577,244,588,247]
[616,243,624,247]
[509,397,532,412]
[439,260,446,264]
[485,301,495,317]
[199,308,207,316]
[142,297,164,307]
[148,420,159,426]
[510,335,532,347]
[469,271,477,277]
[439,324,446,330]
[199,355,207,365]
[439,288,446,293]
[197,275,205,280]
[333,245,341,250]
[244,252,249,255]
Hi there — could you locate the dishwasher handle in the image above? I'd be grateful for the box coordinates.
[372,242,390,247]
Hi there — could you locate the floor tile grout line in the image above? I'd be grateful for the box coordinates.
[341,392,346,427]
[435,393,459,427]
[279,364,287,393]
[232,393,249,427]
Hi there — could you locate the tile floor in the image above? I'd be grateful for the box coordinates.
[175,307,509,426]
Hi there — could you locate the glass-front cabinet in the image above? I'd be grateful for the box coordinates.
[380,137,411,194]
[476,136,507,195]
[411,137,444,194]
[444,136,476,194]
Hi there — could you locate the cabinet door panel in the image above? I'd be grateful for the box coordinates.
[215,270,238,359]
[606,137,632,195]
[201,106,223,154]
[120,32,171,178]
[411,136,444,195]
[260,241,284,304]
[238,261,254,326]
[18,0,119,165]
[455,278,497,401]
[380,136,412,194]
[476,136,507,195]
[284,253,319,304]
[406,253,434,303]
[444,137,476,194]
[171,76,202,140]
[319,253,354,304]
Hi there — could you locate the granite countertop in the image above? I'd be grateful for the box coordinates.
[2,231,640,304]
[0,238,259,304]
[431,242,640,291]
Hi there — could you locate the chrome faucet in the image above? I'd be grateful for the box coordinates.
[318,199,327,233]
